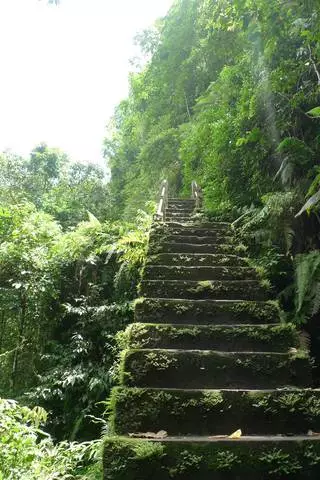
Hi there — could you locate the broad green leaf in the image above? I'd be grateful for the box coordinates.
[295,189,320,217]
[307,107,320,117]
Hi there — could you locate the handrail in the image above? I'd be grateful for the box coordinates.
[191,180,202,209]
[154,179,168,221]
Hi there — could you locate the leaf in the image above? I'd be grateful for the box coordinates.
[295,189,320,217]
[307,107,320,118]
[87,211,100,224]
[229,429,242,439]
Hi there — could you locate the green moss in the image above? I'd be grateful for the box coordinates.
[120,349,311,389]
[103,437,320,479]
[135,297,281,325]
[141,279,267,301]
[109,387,320,436]
[127,323,301,351]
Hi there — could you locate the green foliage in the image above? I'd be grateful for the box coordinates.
[0,181,152,438]
[0,398,102,480]
[104,437,320,479]
[293,251,320,323]
[105,0,320,328]
[0,144,111,228]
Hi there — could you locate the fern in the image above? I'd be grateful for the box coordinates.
[294,251,320,322]
[311,281,320,316]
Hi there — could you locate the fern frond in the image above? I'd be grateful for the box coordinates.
[311,281,320,316]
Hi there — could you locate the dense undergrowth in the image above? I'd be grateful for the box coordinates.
[106,0,320,327]
[1,0,320,478]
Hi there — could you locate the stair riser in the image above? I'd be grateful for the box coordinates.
[104,437,320,480]
[144,266,257,281]
[111,388,320,436]
[128,324,299,352]
[134,299,280,325]
[152,227,231,237]
[150,235,234,245]
[163,221,230,230]
[166,208,195,214]
[150,243,241,254]
[140,281,267,301]
[165,217,194,222]
[146,253,247,267]
[121,350,311,389]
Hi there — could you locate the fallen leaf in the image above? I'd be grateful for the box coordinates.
[229,429,242,439]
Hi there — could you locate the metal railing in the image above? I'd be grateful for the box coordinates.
[191,180,202,209]
[154,179,168,221]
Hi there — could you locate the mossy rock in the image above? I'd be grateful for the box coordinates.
[120,349,311,389]
[134,298,280,325]
[109,387,320,436]
[127,323,300,352]
[103,436,320,479]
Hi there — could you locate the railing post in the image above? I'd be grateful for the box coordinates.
[191,180,202,209]
[154,179,168,221]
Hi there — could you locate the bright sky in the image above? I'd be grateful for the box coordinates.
[0,0,173,167]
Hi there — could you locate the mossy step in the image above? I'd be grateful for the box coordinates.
[163,221,229,228]
[162,221,231,231]
[126,323,300,351]
[146,253,247,267]
[168,198,195,203]
[150,234,234,245]
[110,387,320,436]
[166,207,195,214]
[152,226,231,237]
[134,298,280,325]
[139,280,268,301]
[149,242,243,254]
[144,265,257,281]
[165,216,194,222]
[103,436,320,479]
[121,349,311,389]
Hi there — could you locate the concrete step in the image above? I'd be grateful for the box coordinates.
[150,234,234,245]
[110,387,320,436]
[166,207,195,214]
[127,323,300,352]
[167,198,195,204]
[121,349,312,389]
[146,253,248,267]
[150,242,242,254]
[134,298,280,325]
[104,435,320,479]
[165,216,194,222]
[152,225,231,237]
[139,280,268,301]
[144,265,256,281]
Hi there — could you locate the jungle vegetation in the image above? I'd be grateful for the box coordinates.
[1,0,320,478]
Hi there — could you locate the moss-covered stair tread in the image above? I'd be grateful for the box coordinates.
[135,298,280,324]
[110,386,320,436]
[104,197,320,479]
[140,279,268,300]
[127,322,301,351]
[144,265,257,280]
[120,348,311,388]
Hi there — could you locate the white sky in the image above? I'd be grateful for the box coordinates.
[0,0,173,167]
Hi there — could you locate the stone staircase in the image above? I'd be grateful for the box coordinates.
[103,197,320,479]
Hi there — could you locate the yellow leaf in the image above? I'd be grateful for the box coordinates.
[229,429,242,439]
